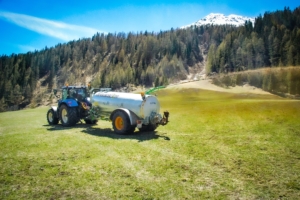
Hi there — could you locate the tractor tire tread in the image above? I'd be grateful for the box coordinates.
[59,105,78,126]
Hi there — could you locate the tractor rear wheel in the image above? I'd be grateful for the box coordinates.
[59,104,78,126]
[47,109,58,125]
[112,111,134,135]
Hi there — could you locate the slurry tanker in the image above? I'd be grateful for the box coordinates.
[47,85,169,134]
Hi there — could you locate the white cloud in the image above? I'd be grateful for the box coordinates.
[0,11,104,41]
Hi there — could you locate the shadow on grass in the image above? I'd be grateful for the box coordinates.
[44,124,170,142]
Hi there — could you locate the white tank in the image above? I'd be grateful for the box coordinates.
[90,92,160,119]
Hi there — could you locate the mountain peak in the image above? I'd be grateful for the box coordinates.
[182,13,255,28]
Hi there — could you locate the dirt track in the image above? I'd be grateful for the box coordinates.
[167,79,272,95]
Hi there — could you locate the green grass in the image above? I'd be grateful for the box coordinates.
[0,88,300,199]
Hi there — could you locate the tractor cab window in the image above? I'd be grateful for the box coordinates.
[62,88,68,100]
[76,88,86,101]
[61,87,87,101]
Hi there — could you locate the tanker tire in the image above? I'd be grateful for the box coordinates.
[138,125,148,132]
[129,125,136,133]
[59,104,78,127]
[112,111,133,135]
[138,123,158,132]
[47,109,58,125]
[147,123,158,131]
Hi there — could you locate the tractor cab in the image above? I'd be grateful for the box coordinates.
[61,86,88,101]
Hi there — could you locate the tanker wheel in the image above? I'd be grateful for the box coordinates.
[59,104,78,127]
[47,109,58,125]
[147,123,158,131]
[138,123,158,132]
[129,125,136,133]
[112,111,134,135]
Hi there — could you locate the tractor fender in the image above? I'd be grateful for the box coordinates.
[50,106,58,118]
[51,106,58,112]
[110,108,139,126]
[61,99,79,107]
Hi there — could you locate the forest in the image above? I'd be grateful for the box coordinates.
[206,7,300,72]
[0,6,300,111]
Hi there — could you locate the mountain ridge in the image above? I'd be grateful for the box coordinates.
[182,13,255,28]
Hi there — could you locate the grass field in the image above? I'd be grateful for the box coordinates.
[0,88,300,199]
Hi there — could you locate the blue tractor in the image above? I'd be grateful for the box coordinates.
[46,85,98,126]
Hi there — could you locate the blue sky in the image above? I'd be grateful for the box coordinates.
[0,0,299,56]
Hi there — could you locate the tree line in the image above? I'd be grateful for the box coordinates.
[0,24,234,111]
[207,6,300,73]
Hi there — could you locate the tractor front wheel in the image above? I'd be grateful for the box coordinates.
[112,111,134,135]
[59,104,78,126]
[47,109,58,125]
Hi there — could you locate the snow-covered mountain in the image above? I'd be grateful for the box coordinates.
[182,13,255,28]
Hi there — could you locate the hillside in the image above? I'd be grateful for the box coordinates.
[0,6,300,112]
[210,67,300,98]
[167,79,272,95]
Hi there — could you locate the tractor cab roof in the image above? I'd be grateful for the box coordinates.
[62,86,87,90]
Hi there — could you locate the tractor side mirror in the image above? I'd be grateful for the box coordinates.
[53,89,60,98]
